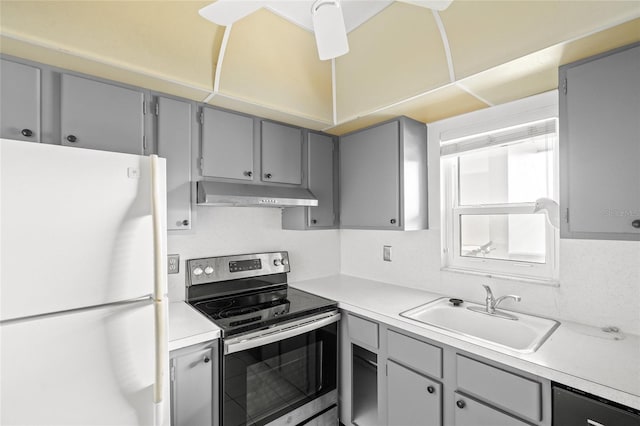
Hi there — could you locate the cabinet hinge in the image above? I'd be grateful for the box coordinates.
[143,135,147,150]
[565,208,570,223]
[143,100,147,115]
[562,78,567,95]
[200,157,204,172]
[170,364,175,382]
[385,363,388,376]
[154,103,159,116]
[199,112,204,125]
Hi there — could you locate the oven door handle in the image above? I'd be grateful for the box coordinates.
[224,312,340,354]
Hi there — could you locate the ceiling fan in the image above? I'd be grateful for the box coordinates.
[199,0,453,60]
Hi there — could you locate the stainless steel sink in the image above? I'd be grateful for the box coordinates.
[400,297,560,353]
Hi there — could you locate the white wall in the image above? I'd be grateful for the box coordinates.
[167,206,341,300]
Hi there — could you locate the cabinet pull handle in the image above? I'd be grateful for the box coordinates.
[632,219,640,229]
[21,129,34,137]
[311,219,318,225]
[243,171,253,177]
[456,400,465,409]
[181,220,190,226]
[66,135,78,143]
[390,218,396,224]
[203,356,210,363]
[427,386,435,394]
[264,173,272,179]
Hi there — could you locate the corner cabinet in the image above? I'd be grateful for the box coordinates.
[282,131,339,230]
[559,43,640,240]
[170,340,219,426]
[339,117,428,230]
[0,59,41,142]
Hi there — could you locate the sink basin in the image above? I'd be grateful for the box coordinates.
[400,297,559,353]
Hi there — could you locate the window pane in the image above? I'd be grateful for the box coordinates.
[460,214,546,264]
[458,135,555,205]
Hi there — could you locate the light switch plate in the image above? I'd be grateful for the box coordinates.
[168,254,180,274]
[383,245,392,262]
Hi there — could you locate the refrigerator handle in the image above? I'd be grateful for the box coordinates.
[150,154,167,425]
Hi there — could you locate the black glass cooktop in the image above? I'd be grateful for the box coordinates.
[190,285,337,337]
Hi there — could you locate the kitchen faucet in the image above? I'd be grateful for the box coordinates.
[482,284,522,314]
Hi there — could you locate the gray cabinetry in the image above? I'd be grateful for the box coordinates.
[559,43,640,240]
[339,117,428,230]
[453,392,529,426]
[60,74,145,154]
[0,59,40,142]
[261,121,303,185]
[282,132,338,229]
[170,340,218,426]
[201,107,254,181]
[388,360,442,426]
[156,96,192,230]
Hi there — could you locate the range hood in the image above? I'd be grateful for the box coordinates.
[197,181,318,207]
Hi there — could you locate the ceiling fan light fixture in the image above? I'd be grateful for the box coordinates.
[311,0,349,61]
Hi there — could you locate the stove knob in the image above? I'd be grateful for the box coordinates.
[273,259,281,266]
[193,267,204,276]
[204,266,214,275]
[281,258,289,266]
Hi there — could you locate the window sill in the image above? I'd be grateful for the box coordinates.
[441,266,560,287]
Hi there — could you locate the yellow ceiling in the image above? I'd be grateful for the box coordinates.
[1,1,639,134]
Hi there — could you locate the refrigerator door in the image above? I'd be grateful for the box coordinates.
[0,139,159,321]
[0,299,170,425]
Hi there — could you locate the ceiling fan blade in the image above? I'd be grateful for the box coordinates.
[397,0,453,11]
[199,0,264,26]
[312,0,349,60]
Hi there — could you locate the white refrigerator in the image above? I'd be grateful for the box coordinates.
[0,139,169,425]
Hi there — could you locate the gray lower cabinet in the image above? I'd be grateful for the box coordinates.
[339,117,428,230]
[387,360,442,426]
[60,74,145,154]
[170,340,218,426]
[453,392,529,426]
[201,107,254,181]
[282,131,338,229]
[261,121,303,185]
[0,59,41,142]
[559,43,640,240]
[156,96,192,230]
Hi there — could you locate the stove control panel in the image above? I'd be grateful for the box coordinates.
[186,251,290,286]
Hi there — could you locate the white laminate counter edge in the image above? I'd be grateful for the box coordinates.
[168,301,221,352]
[291,276,640,410]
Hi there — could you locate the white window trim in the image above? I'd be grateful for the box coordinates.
[436,91,560,285]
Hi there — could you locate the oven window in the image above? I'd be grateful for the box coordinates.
[223,322,337,426]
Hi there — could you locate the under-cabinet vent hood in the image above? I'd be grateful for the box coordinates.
[197,181,318,207]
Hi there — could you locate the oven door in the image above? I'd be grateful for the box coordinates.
[222,312,339,426]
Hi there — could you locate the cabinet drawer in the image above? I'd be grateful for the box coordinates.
[347,314,379,349]
[456,355,542,422]
[454,392,530,426]
[387,330,442,378]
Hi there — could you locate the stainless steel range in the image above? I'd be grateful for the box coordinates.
[186,251,339,426]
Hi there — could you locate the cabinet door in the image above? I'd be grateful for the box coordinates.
[0,59,40,142]
[261,121,302,185]
[157,97,192,230]
[388,360,441,426]
[561,45,640,238]
[171,346,214,426]
[340,121,400,228]
[201,108,254,180]
[60,74,144,154]
[308,133,335,227]
[453,392,529,426]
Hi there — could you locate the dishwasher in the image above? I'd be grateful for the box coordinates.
[552,383,640,426]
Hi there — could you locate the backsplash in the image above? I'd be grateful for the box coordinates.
[167,207,341,300]
[340,229,640,335]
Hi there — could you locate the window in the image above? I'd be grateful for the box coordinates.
[441,118,559,282]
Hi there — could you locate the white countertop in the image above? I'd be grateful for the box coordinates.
[291,274,640,410]
[168,301,221,351]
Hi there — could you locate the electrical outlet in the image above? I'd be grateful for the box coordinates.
[383,245,392,262]
[168,254,180,274]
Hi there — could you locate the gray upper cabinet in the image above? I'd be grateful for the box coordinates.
[156,96,192,231]
[282,132,338,230]
[339,117,428,230]
[201,108,254,181]
[60,74,144,154]
[559,43,640,240]
[261,121,302,185]
[387,360,442,426]
[0,59,41,142]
